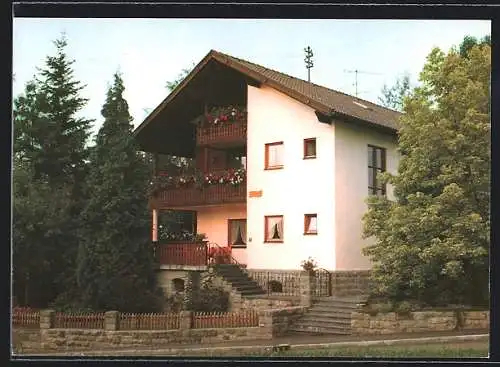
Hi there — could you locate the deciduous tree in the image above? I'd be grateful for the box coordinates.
[363,39,490,307]
[378,72,412,112]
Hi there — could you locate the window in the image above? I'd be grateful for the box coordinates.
[264,215,284,242]
[228,219,247,248]
[304,214,318,235]
[265,142,284,169]
[368,145,387,196]
[304,138,317,159]
[172,278,185,292]
[227,148,247,170]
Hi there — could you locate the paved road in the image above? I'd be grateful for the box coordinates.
[15,329,488,357]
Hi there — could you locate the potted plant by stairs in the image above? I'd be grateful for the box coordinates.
[301,257,318,295]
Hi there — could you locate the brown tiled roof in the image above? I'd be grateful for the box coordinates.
[134,49,402,138]
[212,50,401,131]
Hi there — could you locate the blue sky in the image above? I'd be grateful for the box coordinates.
[13,18,490,139]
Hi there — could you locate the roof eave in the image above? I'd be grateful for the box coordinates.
[211,51,332,115]
[133,50,219,138]
[330,111,399,135]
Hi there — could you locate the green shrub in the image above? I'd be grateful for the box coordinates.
[189,273,230,312]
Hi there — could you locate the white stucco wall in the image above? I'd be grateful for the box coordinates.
[334,120,399,270]
[246,85,336,270]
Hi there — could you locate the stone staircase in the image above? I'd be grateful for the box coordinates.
[213,264,267,297]
[288,295,367,335]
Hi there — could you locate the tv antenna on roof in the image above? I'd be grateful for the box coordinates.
[304,46,314,82]
[343,69,383,97]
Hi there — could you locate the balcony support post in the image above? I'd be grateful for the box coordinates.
[152,208,159,244]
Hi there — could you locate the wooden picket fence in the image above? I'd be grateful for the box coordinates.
[54,312,106,329]
[119,312,181,330]
[192,310,259,329]
[12,309,40,329]
[13,309,260,330]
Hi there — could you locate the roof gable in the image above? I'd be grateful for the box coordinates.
[134,49,402,138]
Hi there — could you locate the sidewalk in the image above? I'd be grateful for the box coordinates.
[16,329,488,357]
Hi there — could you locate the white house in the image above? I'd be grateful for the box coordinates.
[134,49,401,276]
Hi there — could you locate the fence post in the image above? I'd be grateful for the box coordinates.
[180,311,192,329]
[105,311,119,331]
[299,271,313,307]
[257,310,273,340]
[40,310,55,329]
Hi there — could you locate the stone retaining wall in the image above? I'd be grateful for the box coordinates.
[258,306,308,337]
[12,328,41,353]
[351,310,489,335]
[240,297,298,311]
[39,327,267,351]
[19,306,307,352]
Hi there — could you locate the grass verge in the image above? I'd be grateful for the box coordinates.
[237,341,489,358]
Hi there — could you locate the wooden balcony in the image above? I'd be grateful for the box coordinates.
[155,242,208,267]
[152,182,246,209]
[196,120,247,147]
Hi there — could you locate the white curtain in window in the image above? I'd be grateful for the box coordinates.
[269,145,283,166]
[276,217,283,238]
[230,220,247,245]
[307,216,317,232]
[267,217,283,240]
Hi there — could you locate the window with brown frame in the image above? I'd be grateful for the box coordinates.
[368,145,387,196]
[265,142,284,170]
[228,219,247,248]
[304,138,317,159]
[264,215,284,242]
[304,214,318,235]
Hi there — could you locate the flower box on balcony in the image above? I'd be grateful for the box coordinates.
[196,105,247,146]
[150,169,247,208]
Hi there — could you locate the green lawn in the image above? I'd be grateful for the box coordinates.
[233,341,489,358]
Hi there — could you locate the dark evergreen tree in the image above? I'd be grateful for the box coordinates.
[76,72,163,312]
[459,34,491,59]
[12,157,73,307]
[23,34,93,188]
[13,34,93,307]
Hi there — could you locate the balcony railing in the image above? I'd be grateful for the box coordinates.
[150,169,246,209]
[156,182,246,208]
[155,242,208,266]
[155,242,236,267]
[196,119,247,146]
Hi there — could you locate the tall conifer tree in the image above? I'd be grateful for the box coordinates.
[77,72,162,312]
[13,34,93,306]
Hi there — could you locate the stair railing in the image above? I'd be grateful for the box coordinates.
[206,241,247,270]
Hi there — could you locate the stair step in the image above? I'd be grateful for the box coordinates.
[288,328,351,335]
[241,289,267,296]
[312,303,359,309]
[318,295,367,304]
[234,285,264,291]
[314,302,361,309]
[291,325,351,333]
[297,315,352,325]
[303,312,352,320]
